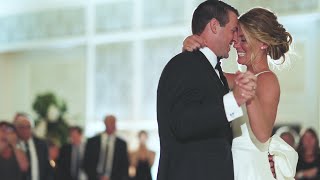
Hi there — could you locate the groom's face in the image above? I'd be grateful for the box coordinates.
[215,11,238,59]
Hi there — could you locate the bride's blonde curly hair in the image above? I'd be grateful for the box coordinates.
[239,8,292,63]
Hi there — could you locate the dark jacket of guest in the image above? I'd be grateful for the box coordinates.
[0,150,23,180]
[57,144,76,180]
[30,136,53,180]
[296,153,320,180]
[83,134,129,180]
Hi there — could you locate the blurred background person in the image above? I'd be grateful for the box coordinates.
[57,126,87,180]
[83,115,129,180]
[280,131,296,149]
[296,128,320,180]
[0,121,29,180]
[129,130,155,180]
[14,112,53,180]
[275,126,299,149]
[0,121,6,152]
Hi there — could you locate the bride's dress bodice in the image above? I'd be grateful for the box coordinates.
[231,106,269,151]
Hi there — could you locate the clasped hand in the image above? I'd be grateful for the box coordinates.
[233,71,257,106]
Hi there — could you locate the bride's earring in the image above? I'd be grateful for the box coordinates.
[260,45,267,50]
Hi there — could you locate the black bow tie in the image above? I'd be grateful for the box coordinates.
[215,61,221,70]
[215,58,229,92]
[215,56,222,70]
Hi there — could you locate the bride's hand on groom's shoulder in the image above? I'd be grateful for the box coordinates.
[182,35,206,52]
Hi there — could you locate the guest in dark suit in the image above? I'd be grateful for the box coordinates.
[57,126,86,180]
[156,1,257,180]
[83,115,129,180]
[13,112,53,180]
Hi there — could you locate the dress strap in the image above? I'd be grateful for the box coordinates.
[255,70,271,77]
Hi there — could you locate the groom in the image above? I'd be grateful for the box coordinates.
[156,1,257,180]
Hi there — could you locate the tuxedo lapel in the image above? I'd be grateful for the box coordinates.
[197,51,229,95]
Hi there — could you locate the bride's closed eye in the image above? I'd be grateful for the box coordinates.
[240,37,246,42]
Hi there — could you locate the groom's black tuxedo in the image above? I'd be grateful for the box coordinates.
[157,50,234,180]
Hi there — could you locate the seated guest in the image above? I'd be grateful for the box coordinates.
[296,128,320,180]
[280,131,296,149]
[276,126,299,149]
[0,121,29,180]
[57,126,87,180]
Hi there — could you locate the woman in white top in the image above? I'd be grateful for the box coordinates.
[183,7,298,180]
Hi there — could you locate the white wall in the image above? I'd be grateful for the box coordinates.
[0,47,86,125]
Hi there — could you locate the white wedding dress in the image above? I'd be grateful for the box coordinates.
[231,106,298,180]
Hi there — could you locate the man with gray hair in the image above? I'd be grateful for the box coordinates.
[14,112,53,180]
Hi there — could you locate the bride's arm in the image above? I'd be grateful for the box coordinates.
[246,72,280,143]
[182,35,206,52]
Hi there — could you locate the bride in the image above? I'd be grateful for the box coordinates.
[183,7,298,180]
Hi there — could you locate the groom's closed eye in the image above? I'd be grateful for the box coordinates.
[231,27,238,33]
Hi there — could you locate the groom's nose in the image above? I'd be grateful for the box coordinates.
[232,32,238,46]
[233,37,240,49]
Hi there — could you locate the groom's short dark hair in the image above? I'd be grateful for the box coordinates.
[192,0,239,35]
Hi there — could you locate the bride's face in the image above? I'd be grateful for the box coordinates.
[233,26,261,66]
[233,27,250,65]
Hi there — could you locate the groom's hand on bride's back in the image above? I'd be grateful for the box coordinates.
[233,71,257,106]
[269,155,276,178]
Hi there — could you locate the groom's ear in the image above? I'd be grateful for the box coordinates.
[209,18,219,34]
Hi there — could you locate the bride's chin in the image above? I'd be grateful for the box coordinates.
[237,58,247,65]
[237,60,244,65]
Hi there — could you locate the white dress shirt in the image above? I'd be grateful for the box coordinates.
[19,138,39,180]
[71,140,87,180]
[200,47,243,122]
[97,133,115,177]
